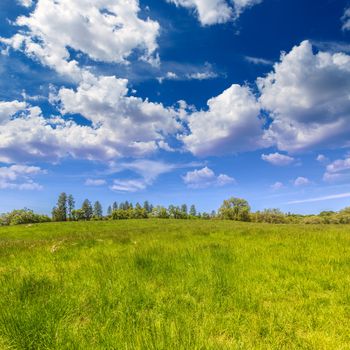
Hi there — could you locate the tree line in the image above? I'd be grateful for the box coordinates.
[2,193,350,226]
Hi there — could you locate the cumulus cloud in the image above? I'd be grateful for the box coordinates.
[17,0,33,7]
[0,164,45,190]
[258,40,350,153]
[316,154,329,164]
[342,7,350,31]
[181,84,268,156]
[323,156,350,182]
[1,0,160,80]
[261,152,295,166]
[0,100,27,124]
[182,166,235,188]
[166,0,262,25]
[294,177,310,187]
[0,72,182,163]
[270,181,284,191]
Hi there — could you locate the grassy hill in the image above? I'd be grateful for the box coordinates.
[0,220,349,349]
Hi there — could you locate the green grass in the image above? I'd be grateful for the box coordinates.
[0,220,349,349]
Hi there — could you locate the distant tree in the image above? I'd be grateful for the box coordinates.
[107,205,112,216]
[218,197,251,221]
[151,206,169,218]
[52,192,67,221]
[1,208,51,226]
[135,202,142,210]
[210,210,216,218]
[112,201,118,211]
[71,209,85,221]
[67,194,75,221]
[181,204,188,215]
[93,201,103,219]
[81,199,93,220]
[143,201,151,213]
[189,204,197,217]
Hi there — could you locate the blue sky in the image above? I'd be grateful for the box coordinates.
[0,0,350,215]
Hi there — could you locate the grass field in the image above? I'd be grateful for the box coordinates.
[0,220,349,349]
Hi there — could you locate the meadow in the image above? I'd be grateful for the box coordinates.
[0,219,349,349]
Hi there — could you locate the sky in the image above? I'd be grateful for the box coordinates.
[0,0,350,215]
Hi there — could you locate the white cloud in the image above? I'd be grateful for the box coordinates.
[157,64,219,83]
[261,152,295,166]
[342,7,350,31]
[0,71,182,163]
[316,154,329,163]
[233,0,262,18]
[323,156,350,182]
[0,164,44,190]
[85,179,106,186]
[245,56,273,65]
[270,181,284,191]
[186,71,219,80]
[183,166,235,188]
[166,0,262,25]
[0,100,27,124]
[294,177,310,187]
[181,84,268,156]
[288,192,350,205]
[109,159,176,192]
[17,0,33,7]
[110,179,148,192]
[258,40,350,153]
[167,0,233,25]
[2,0,160,80]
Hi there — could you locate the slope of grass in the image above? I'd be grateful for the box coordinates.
[0,220,349,349]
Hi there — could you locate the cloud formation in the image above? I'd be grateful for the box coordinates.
[181,84,267,156]
[183,166,235,188]
[294,177,310,187]
[261,152,295,166]
[166,0,262,25]
[342,7,350,31]
[258,40,350,153]
[2,0,160,80]
[0,164,44,190]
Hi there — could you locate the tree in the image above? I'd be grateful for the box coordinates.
[93,201,103,219]
[218,197,251,221]
[112,201,118,211]
[181,204,188,216]
[81,199,93,220]
[143,201,151,213]
[189,204,197,217]
[107,205,112,216]
[67,194,75,220]
[52,192,67,221]
[135,202,142,210]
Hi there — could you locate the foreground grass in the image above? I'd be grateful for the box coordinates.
[0,220,349,349]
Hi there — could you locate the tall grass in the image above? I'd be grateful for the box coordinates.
[0,220,349,349]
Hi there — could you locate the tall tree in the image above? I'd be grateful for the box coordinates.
[52,192,67,221]
[67,194,75,220]
[93,201,103,218]
[218,197,251,221]
[189,204,197,217]
[81,199,93,220]
[107,205,112,216]
[143,201,150,213]
[112,201,118,211]
[181,204,188,215]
